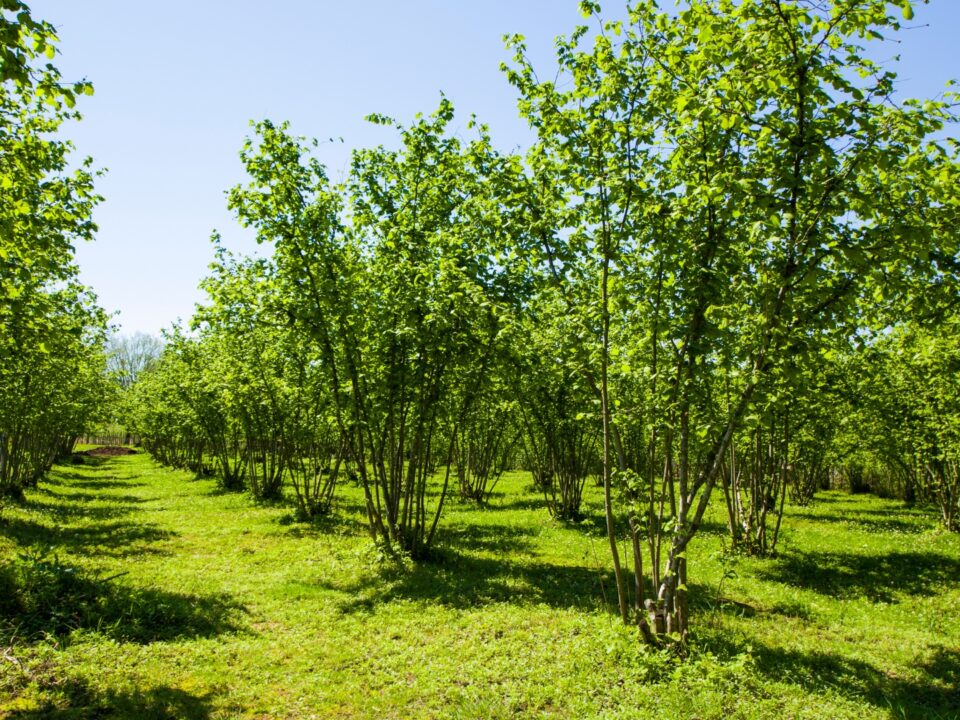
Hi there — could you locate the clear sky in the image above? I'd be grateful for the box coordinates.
[29,1,960,337]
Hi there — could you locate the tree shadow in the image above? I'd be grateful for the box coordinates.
[280,510,368,538]
[5,674,217,719]
[699,630,960,719]
[323,554,607,613]
[489,503,613,535]
[2,462,174,559]
[837,503,925,516]
[789,510,932,535]
[273,493,374,536]
[491,496,546,512]
[470,488,507,504]
[35,488,147,505]
[439,523,536,556]
[66,452,111,467]
[43,475,146,490]
[16,498,148,523]
[763,598,811,620]
[755,550,960,603]
[693,518,731,537]
[204,484,247,497]
[565,507,609,531]
[1,515,174,558]
[922,646,960,694]
[690,592,760,619]
[805,493,858,505]
[0,556,245,646]
[0,449,245,652]
[312,544,706,616]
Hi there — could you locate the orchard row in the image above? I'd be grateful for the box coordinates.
[124,1,959,640]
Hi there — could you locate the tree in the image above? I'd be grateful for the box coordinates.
[505,0,956,637]
[847,321,960,531]
[106,332,164,390]
[0,1,107,496]
[227,102,528,557]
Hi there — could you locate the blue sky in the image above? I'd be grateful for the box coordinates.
[29,1,960,336]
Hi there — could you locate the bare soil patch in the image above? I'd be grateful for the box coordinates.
[82,446,138,457]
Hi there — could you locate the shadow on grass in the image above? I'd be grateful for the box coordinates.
[46,453,123,476]
[203,484,248,498]
[41,473,146,490]
[5,675,216,719]
[36,488,147,505]
[274,494,371,537]
[313,541,710,616]
[1,516,174,558]
[0,452,245,651]
[0,556,244,646]
[2,456,174,559]
[789,510,932,535]
[804,493,859,504]
[804,492,928,517]
[440,523,536,556]
[16,498,148,523]
[756,550,960,603]
[763,598,812,620]
[320,553,606,613]
[39,458,144,490]
[699,630,960,719]
[490,496,545,513]
[922,646,960,695]
[65,452,111,467]
[281,511,369,538]
[692,518,731,538]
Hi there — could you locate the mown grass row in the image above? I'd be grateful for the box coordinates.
[0,451,957,719]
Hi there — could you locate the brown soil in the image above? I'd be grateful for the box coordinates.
[82,446,138,457]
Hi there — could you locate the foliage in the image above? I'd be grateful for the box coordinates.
[514,302,601,520]
[504,0,958,635]
[130,102,530,554]
[846,319,960,531]
[105,332,163,390]
[118,1,959,649]
[0,0,109,498]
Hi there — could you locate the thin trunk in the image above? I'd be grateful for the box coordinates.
[600,225,630,623]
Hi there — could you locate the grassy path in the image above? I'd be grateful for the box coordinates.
[0,452,958,718]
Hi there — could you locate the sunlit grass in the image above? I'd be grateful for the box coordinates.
[0,453,957,719]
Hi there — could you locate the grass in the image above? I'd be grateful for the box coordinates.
[0,451,958,719]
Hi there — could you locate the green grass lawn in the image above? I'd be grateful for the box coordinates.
[1,452,958,719]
